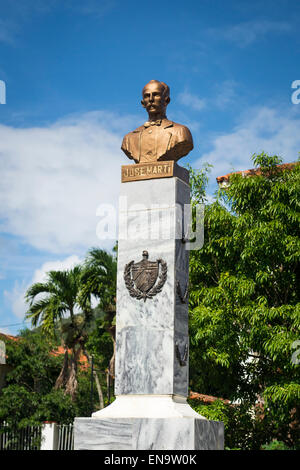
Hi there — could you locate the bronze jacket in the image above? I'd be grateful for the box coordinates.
[121,119,193,163]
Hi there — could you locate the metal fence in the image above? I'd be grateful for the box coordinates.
[0,422,74,450]
[57,424,74,450]
[0,422,42,450]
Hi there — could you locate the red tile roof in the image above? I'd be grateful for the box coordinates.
[51,345,89,369]
[216,162,297,185]
[189,391,230,404]
[0,332,19,342]
[0,332,89,369]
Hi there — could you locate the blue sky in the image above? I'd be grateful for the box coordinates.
[0,0,300,335]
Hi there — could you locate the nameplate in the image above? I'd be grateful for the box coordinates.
[121,161,189,184]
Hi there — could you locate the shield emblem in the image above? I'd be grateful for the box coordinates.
[124,251,167,302]
[131,259,158,293]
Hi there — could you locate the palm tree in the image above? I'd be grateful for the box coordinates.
[79,247,117,388]
[25,247,117,404]
[25,266,92,401]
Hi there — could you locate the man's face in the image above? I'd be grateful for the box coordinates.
[141,82,168,116]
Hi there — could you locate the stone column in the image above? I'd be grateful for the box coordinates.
[114,176,190,398]
[74,172,224,450]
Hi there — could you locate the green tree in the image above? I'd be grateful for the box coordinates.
[80,247,117,384]
[189,153,300,449]
[0,329,63,428]
[24,247,117,404]
[25,266,93,400]
[0,329,94,428]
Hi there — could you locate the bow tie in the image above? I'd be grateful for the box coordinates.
[144,120,162,128]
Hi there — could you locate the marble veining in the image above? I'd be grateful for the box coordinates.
[195,419,225,450]
[74,418,133,450]
[134,418,194,450]
[115,326,174,395]
[74,416,224,450]
[115,178,191,397]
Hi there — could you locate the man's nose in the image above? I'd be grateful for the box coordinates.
[149,93,154,102]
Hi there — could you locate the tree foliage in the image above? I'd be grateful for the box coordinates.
[24,247,117,401]
[1,247,116,426]
[0,329,100,428]
[189,153,300,449]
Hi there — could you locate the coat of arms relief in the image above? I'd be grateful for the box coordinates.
[124,251,167,302]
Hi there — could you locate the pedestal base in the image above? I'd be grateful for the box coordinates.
[74,395,224,450]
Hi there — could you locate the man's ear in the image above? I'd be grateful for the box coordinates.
[165,96,170,106]
[141,99,146,108]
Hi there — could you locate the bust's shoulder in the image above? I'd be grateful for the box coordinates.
[121,126,142,151]
[166,120,193,141]
[169,120,190,131]
[124,124,145,136]
[121,126,143,157]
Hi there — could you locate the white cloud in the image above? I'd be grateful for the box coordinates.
[0,327,14,336]
[64,0,116,18]
[177,90,206,111]
[30,255,82,284]
[214,80,237,109]
[177,81,238,115]
[0,111,135,254]
[0,0,115,45]
[195,106,300,181]
[4,281,27,320]
[207,19,292,47]
[0,19,17,45]
[0,2,57,45]
[4,255,83,321]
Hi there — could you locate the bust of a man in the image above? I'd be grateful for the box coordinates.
[121,80,193,163]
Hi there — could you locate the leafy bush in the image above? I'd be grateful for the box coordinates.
[189,154,300,449]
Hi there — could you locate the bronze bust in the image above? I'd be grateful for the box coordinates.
[121,80,193,164]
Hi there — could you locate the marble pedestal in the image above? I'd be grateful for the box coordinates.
[74,396,224,450]
[74,176,224,450]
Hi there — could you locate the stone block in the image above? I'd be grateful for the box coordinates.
[74,396,223,450]
[74,415,224,450]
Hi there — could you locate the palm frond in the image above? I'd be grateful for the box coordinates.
[25,282,55,304]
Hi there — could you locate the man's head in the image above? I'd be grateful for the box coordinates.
[141,80,170,119]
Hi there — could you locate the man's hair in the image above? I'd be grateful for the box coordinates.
[142,80,170,100]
